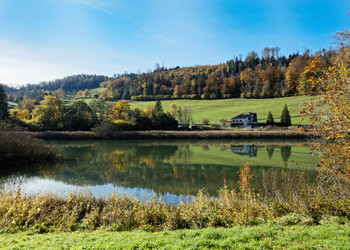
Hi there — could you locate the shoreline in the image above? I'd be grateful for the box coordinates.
[15,130,318,140]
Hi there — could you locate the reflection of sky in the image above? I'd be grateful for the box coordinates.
[1,176,194,204]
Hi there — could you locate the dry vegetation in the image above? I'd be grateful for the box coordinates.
[26,129,317,140]
[0,165,348,233]
[0,132,62,166]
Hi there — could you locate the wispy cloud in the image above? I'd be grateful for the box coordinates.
[154,33,176,46]
[70,0,125,14]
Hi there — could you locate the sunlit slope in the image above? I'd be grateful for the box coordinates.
[130,96,314,125]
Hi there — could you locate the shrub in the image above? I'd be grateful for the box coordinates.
[0,132,61,166]
[93,122,120,139]
[202,118,210,125]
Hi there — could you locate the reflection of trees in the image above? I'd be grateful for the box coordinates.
[281,146,292,163]
[110,149,136,173]
[172,145,192,165]
[39,162,65,178]
[266,146,274,159]
[43,140,315,196]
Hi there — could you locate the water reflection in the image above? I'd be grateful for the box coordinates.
[0,140,318,198]
[230,145,258,157]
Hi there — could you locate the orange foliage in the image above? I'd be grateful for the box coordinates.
[302,30,350,180]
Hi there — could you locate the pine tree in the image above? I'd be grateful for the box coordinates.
[281,103,291,127]
[266,111,274,125]
[0,84,9,120]
[154,99,163,114]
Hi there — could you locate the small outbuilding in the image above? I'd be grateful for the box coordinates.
[230,112,258,127]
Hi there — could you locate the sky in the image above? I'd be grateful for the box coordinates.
[0,0,349,87]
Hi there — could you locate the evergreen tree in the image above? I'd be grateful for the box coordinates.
[0,84,9,120]
[281,104,291,127]
[154,99,163,114]
[266,111,274,125]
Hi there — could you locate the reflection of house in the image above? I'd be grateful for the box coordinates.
[230,112,258,127]
[230,145,257,157]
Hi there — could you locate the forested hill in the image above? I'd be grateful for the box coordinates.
[6,47,334,103]
[6,74,110,102]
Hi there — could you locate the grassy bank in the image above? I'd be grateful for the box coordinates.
[1,167,349,233]
[1,223,349,249]
[26,129,317,140]
[130,96,314,124]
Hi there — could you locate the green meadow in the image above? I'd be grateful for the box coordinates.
[14,89,314,125]
[1,223,349,249]
[129,96,314,125]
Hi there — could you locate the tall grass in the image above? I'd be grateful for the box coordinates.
[27,130,317,140]
[0,132,62,166]
[0,166,348,233]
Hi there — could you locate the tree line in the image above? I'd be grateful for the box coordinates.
[5,47,336,104]
[97,47,334,101]
[8,94,192,131]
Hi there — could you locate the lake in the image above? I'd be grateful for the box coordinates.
[0,139,318,203]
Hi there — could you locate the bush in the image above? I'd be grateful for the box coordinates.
[93,122,120,139]
[202,118,210,125]
[0,132,61,166]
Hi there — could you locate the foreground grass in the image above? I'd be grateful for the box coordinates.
[1,223,349,249]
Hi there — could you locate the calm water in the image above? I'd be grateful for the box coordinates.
[0,139,318,202]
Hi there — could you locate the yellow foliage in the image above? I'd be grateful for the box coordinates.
[110,100,130,121]
[302,32,350,180]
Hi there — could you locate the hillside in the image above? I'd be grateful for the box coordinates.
[130,96,313,125]
[4,47,334,105]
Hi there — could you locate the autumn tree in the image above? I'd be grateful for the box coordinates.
[53,89,66,100]
[110,100,131,121]
[169,103,183,122]
[202,118,210,125]
[302,29,350,179]
[18,97,36,113]
[31,95,64,130]
[182,107,193,127]
[285,56,309,95]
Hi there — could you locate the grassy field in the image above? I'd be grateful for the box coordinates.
[129,96,314,125]
[1,223,349,249]
[14,89,313,125]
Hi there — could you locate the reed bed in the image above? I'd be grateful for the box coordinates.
[0,132,62,166]
[24,130,317,140]
[0,165,348,233]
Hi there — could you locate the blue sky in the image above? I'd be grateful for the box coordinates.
[0,0,349,86]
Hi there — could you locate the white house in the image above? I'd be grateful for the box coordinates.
[230,112,258,127]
